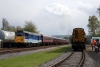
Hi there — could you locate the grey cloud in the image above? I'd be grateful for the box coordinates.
[76,1,98,16]
[0,0,100,35]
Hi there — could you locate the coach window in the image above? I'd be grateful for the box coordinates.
[38,36,39,40]
[30,35,33,39]
[34,35,36,40]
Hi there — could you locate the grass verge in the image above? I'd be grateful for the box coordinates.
[0,48,2,50]
[0,45,71,67]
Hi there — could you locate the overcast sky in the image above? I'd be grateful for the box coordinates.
[0,0,100,35]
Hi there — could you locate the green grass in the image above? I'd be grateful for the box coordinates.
[0,45,71,67]
[0,48,2,50]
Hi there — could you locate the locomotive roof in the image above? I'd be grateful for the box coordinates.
[73,28,84,30]
[16,30,41,36]
[73,28,86,34]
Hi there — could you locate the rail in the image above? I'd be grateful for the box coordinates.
[77,50,85,67]
[51,51,74,67]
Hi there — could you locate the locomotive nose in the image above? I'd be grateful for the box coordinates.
[14,36,24,43]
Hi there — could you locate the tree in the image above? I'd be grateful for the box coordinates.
[68,35,72,43]
[8,26,13,31]
[1,18,9,31]
[87,15,99,36]
[24,21,39,33]
[86,35,92,44]
[63,37,68,39]
[16,26,23,31]
[97,5,100,17]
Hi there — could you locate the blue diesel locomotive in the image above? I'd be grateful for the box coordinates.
[14,30,42,47]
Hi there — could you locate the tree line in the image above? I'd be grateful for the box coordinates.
[1,18,39,33]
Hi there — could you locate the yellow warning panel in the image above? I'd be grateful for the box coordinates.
[72,28,86,42]
[14,36,25,43]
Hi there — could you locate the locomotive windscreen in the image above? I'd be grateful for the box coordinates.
[15,30,24,36]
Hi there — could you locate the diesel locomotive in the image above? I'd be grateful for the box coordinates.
[71,28,86,51]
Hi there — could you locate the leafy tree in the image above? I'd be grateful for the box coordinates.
[16,26,23,31]
[1,18,15,32]
[24,21,39,33]
[97,5,100,17]
[1,18,9,31]
[87,15,99,36]
[86,35,92,44]
[8,26,16,32]
[96,6,100,36]
[63,37,68,39]
[68,35,72,42]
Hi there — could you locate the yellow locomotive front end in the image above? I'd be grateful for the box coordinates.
[14,36,25,43]
[72,28,86,42]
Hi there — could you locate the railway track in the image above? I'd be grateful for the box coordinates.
[0,45,64,54]
[77,50,85,67]
[52,50,85,67]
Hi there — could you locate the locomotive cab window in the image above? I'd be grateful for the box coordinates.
[15,32,24,36]
[15,30,24,36]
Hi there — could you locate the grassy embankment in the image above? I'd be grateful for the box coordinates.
[0,48,2,50]
[0,45,71,67]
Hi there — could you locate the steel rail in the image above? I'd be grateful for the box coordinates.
[51,51,74,67]
[77,50,85,67]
